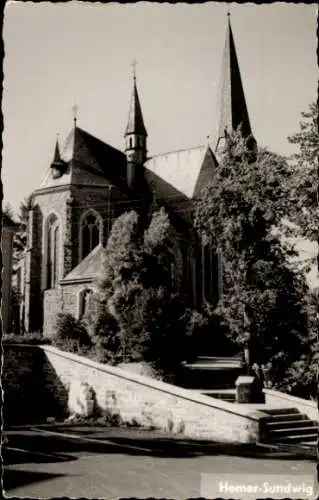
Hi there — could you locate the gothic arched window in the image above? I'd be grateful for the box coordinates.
[46,213,60,289]
[80,210,102,260]
[78,288,94,320]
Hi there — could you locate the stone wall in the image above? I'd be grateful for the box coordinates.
[3,345,66,424]
[41,345,264,443]
[60,281,97,320]
[1,226,15,333]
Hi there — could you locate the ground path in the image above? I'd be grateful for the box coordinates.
[3,425,317,498]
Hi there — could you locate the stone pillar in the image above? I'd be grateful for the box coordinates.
[235,375,255,403]
[236,375,265,404]
[24,205,43,332]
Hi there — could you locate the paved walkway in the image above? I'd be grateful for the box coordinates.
[3,425,317,498]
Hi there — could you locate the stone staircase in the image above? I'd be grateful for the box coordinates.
[262,407,318,447]
[182,356,318,451]
[180,356,243,390]
[196,389,236,403]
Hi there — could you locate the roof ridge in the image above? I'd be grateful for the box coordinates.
[147,144,206,159]
[61,243,104,282]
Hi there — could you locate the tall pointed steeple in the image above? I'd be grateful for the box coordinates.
[215,14,254,154]
[125,75,147,138]
[124,63,147,188]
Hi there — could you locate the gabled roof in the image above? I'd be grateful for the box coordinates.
[61,243,104,284]
[144,145,217,200]
[215,15,252,149]
[125,77,147,137]
[61,127,128,181]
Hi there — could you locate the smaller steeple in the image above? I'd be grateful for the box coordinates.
[124,62,148,188]
[50,135,67,179]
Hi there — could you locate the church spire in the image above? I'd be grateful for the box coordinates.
[215,14,253,154]
[52,136,62,163]
[125,63,147,138]
[124,63,147,188]
[50,135,66,178]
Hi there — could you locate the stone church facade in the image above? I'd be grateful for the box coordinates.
[23,17,255,335]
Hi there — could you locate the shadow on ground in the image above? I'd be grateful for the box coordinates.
[4,469,67,492]
[3,425,316,464]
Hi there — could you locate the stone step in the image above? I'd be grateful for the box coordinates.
[275,433,318,444]
[180,370,241,390]
[262,407,300,416]
[265,419,318,430]
[264,412,308,422]
[267,425,318,437]
[196,357,242,362]
[184,365,242,371]
[188,389,236,402]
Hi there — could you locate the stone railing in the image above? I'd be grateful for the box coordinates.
[264,389,318,422]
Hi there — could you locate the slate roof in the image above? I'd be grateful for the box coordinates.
[125,77,147,137]
[61,243,104,284]
[215,16,252,147]
[39,127,129,193]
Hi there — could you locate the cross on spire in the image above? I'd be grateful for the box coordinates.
[72,102,79,127]
[131,60,138,80]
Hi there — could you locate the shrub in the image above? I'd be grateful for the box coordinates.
[86,340,118,365]
[52,313,92,353]
[97,408,123,427]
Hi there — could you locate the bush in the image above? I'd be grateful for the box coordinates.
[2,332,50,345]
[52,313,92,353]
[86,340,118,365]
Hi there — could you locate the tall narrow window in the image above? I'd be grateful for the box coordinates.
[78,288,93,320]
[80,210,102,260]
[46,214,60,289]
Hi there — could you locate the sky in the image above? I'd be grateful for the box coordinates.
[2,1,317,214]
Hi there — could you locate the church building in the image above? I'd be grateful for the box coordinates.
[23,16,255,335]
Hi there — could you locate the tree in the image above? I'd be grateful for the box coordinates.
[287,102,318,242]
[12,194,34,264]
[3,203,16,220]
[194,127,310,385]
[279,288,318,399]
[94,208,192,373]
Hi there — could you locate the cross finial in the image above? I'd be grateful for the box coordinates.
[131,60,138,80]
[72,102,79,127]
[206,134,210,145]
